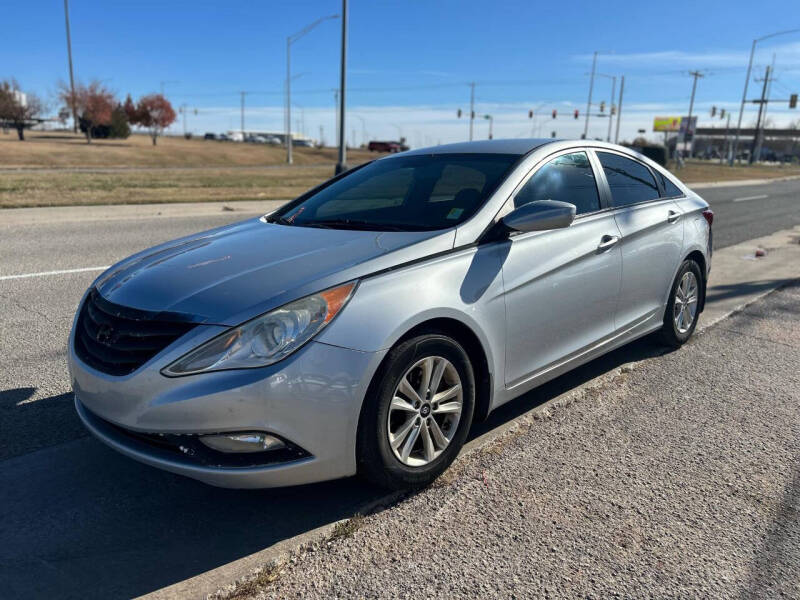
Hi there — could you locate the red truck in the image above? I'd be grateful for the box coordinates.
[368,140,405,153]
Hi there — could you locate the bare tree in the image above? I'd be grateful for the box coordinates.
[0,79,44,141]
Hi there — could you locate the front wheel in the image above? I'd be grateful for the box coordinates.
[659,259,703,347]
[357,333,475,489]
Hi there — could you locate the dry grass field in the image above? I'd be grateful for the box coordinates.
[2,130,799,208]
[671,160,800,183]
[0,129,377,168]
[0,130,381,208]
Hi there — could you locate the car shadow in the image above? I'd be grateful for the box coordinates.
[706,277,797,304]
[0,334,672,600]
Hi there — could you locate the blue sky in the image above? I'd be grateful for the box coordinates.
[4,0,800,145]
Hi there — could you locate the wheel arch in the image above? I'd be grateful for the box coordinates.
[360,317,494,430]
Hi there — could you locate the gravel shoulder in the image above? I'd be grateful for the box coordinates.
[223,283,800,599]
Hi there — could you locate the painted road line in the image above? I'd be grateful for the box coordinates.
[0,266,109,281]
[732,194,768,203]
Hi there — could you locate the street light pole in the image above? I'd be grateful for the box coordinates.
[583,51,597,139]
[732,28,800,165]
[484,114,493,139]
[63,0,77,133]
[286,13,339,165]
[335,0,348,174]
[240,91,246,139]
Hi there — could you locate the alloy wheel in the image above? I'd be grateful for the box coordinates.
[673,271,699,334]
[387,356,463,467]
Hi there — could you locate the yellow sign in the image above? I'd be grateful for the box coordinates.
[653,116,682,132]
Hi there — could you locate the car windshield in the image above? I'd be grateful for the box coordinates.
[270,153,519,231]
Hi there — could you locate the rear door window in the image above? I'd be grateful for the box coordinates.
[597,152,660,207]
[657,171,684,198]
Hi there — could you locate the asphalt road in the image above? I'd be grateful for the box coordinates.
[0,178,798,599]
[692,178,800,249]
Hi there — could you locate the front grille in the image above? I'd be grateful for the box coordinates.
[74,289,197,376]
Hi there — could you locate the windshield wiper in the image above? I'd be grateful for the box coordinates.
[301,219,412,232]
[267,215,294,226]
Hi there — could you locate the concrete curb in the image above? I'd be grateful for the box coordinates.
[689,174,800,190]
[141,225,800,600]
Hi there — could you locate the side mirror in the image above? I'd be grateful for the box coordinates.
[501,200,576,233]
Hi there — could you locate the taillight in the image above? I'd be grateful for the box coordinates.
[702,209,714,227]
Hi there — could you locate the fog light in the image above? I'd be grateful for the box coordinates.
[199,432,286,454]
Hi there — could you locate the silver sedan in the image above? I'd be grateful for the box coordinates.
[68,139,712,489]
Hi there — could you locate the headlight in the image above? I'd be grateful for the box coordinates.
[162,281,356,376]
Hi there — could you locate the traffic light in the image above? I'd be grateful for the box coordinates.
[610,105,616,116]
[711,106,716,117]
[471,111,475,119]
[551,131,556,138]
[599,101,605,113]
[720,109,726,119]
[574,109,579,119]
[457,108,462,118]
[552,109,557,119]
[528,109,533,119]
[791,94,798,109]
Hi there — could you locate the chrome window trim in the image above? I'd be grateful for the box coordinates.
[492,145,606,224]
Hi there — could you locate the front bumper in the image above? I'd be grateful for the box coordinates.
[69,335,386,488]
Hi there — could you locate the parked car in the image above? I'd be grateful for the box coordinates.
[369,140,402,153]
[69,139,712,490]
[203,133,217,140]
[292,138,314,147]
[218,133,229,141]
[264,135,282,145]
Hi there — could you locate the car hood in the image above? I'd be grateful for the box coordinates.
[94,217,454,325]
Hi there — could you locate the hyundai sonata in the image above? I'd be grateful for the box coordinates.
[69,139,712,489]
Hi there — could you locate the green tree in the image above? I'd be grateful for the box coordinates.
[109,104,130,139]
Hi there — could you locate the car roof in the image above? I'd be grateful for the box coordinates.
[401,138,558,157]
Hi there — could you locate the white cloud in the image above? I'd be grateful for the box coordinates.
[573,40,800,70]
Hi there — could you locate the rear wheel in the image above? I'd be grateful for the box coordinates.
[357,333,475,489]
[659,259,703,347]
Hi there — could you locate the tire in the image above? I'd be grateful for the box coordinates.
[659,259,703,348]
[357,333,475,490]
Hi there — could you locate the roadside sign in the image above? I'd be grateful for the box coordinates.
[653,116,682,132]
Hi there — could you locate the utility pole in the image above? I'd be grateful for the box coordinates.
[750,65,771,163]
[614,75,625,144]
[240,91,246,139]
[319,125,324,147]
[583,51,597,139]
[63,0,77,133]
[335,0,348,174]
[469,82,475,141]
[686,70,704,157]
[180,103,188,136]
[286,14,339,164]
[607,76,616,142]
[732,29,800,165]
[757,54,777,161]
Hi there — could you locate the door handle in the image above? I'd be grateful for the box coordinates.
[597,234,620,251]
[667,210,681,223]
